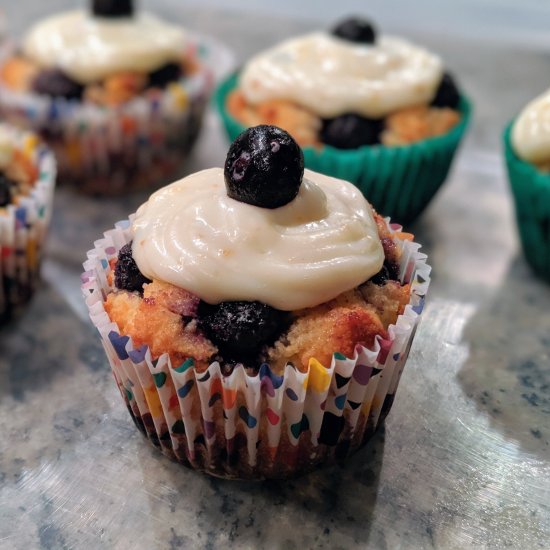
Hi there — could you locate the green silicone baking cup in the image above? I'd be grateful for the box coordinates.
[503,123,550,282]
[214,72,472,225]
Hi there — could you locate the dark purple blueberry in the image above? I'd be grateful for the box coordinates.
[224,125,304,209]
[369,265,390,286]
[321,114,382,149]
[431,72,460,109]
[32,69,83,100]
[148,62,183,89]
[92,0,133,17]
[369,261,400,286]
[0,172,17,207]
[114,242,151,293]
[332,17,377,44]
[197,300,288,357]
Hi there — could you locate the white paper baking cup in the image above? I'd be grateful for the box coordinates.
[82,219,430,479]
[0,124,56,321]
[0,33,229,195]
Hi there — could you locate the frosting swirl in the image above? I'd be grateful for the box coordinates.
[240,32,443,119]
[132,168,384,310]
[512,88,550,164]
[22,10,186,84]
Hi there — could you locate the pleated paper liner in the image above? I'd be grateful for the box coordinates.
[0,125,56,322]
[504,123,550,283]
[214,72,472,225]
[0,37,215,196]
[82,219,430,479]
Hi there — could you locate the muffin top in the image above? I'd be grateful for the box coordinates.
[511,88,550,166]
[22,6,186,84]
[0,124,40,207]
[131,125,384,310]
[239,30,443,118]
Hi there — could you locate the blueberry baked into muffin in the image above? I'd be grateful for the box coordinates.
[0,0,213,195]
[504,89,550,282]
[0,123,56,322]
[83,125,431,478]
[216,16,471,224]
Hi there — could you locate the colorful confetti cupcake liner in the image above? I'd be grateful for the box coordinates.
[214,72,472,225]
[82,220,430,479]
[0,35,221,196]
[0,124,56,321]
[504,122,550,282]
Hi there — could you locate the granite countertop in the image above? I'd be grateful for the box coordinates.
[1,4,550,549]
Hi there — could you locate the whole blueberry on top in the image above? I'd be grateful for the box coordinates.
[224,125,304,209]
[92,0,134,18]
[431,72,460,109]
[331,16,377,45]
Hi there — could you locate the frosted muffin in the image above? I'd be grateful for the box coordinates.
[0,123,56,322]
[215,16,471,224]
[0,0,213,195]
[504,89,550,282]
[82,125,431,478]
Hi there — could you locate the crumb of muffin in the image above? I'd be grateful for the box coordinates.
[267,288,387,370]
[228,90,322,147]
[105,283,217,370]
[0,56,39,91]
[85,72,147,106]
[381,105,460,146]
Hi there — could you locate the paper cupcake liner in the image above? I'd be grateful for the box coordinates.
[0,38,215,196]
[82,220,430,479]
[214,72,472,225]
[504,122,550,282]
[0,124,56,322]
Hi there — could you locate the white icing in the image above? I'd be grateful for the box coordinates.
[132,168,384,311]
[239,32,443,119]
[512,89,550,164]
[22,10,186,84]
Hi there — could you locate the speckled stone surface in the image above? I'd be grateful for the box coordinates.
[1,3,550,549]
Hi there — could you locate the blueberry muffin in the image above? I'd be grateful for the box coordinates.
[83,125,431,478]
[0,0,213,195]
[0,123,56,321]
[504,89,550,282]
[215,16,471,224]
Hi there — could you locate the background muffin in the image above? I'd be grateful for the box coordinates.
[215,16,471,225]
[0,122,56,321]
[0,0,214,195]
[82,125,431,479]
[504,89,550,282]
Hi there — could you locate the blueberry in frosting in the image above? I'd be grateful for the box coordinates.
[92,0,134,18]
[331,16,377,44]
[224,125,304,208]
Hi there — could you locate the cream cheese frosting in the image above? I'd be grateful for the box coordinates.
[131,168,384,310]
[22,10,186,84]
[239,32,443,119]
[512,89,550,164]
